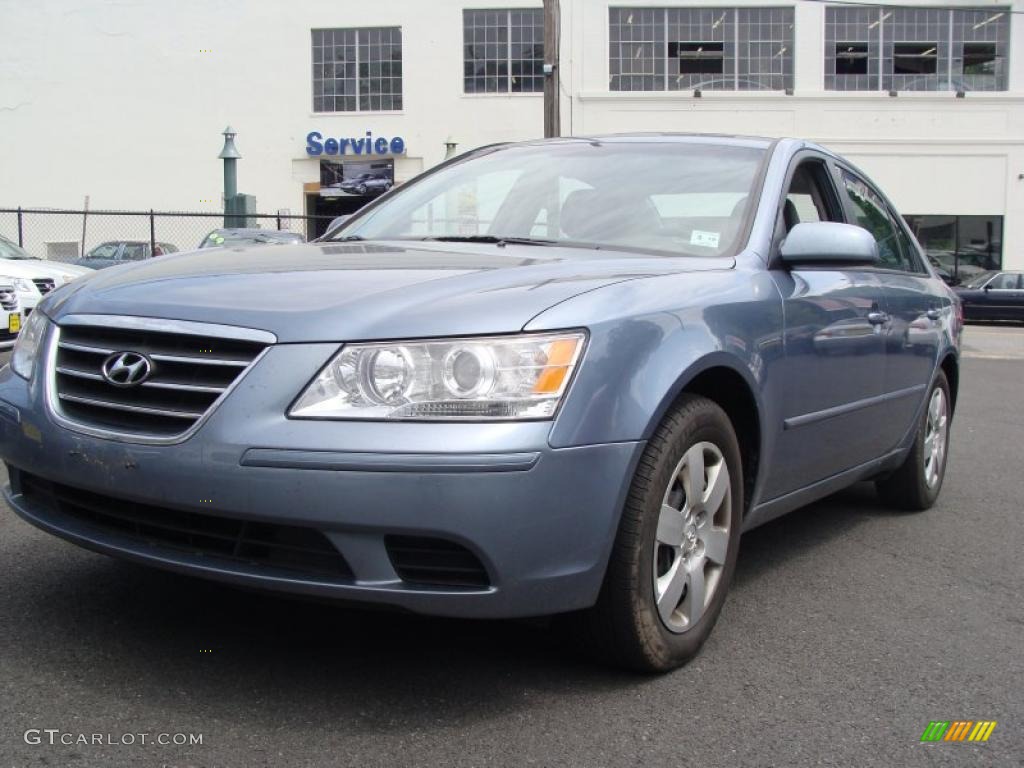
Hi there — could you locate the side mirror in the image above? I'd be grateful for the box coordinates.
[983,284,992,291]
[779,222,879,266]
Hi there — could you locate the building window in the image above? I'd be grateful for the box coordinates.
[312,27,402,112]
[464,9,544,93]
[904,215,1003,281]
[609,7,794,92]
[671,42,725,75]
[825,6,1009,91]
[835,42,868,75]
[893,42,938,75]
[963,42,997,75]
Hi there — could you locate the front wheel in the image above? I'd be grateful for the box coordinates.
[571,395,743,672]
[876,371,951,511]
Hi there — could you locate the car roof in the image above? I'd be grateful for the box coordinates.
[487,133,851,162]
[509,133,778,150]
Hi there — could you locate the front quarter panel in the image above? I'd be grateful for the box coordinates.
[529,266,784,473]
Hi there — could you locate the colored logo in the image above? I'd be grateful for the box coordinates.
[920,721,997,743]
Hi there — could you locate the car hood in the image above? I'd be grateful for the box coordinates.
[0,258,78,281]
[43,240,733,342]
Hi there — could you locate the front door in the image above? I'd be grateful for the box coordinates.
[763,156,892,501]
[979,272,1024,320]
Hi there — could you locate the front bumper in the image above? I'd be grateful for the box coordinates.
[0,345,642,618]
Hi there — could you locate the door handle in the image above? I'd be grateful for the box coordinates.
[867,311,890,325]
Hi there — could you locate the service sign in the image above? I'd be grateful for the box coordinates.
[306,131,405,157]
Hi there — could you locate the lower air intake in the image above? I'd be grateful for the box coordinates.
[385,535,490,588]
[16,470,353,581]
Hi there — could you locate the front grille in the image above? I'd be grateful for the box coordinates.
[0,286,17,311]
[32,278,56,295]
[385,535,491,588]
[52,323,267,437]
[16,470,353,581]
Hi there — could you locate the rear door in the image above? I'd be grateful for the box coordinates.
[764,154,892,500]
[835,166,946,451]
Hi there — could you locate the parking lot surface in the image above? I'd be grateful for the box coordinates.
[0,328,1021,767]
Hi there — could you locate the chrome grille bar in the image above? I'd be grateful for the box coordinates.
[58,393,206,420]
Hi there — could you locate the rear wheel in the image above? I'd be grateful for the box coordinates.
[876,371,951,511]
[572,395,743,672]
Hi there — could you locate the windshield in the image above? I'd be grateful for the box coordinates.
[963,271,997,288]
[0,235,36,260]
[201,231,304,248]
[336,140,766,257]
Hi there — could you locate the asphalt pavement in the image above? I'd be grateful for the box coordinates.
[0,327,1021,767]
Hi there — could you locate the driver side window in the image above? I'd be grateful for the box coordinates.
[988,272,1020,290]
[779,160,843,237]
[87,244,119,260]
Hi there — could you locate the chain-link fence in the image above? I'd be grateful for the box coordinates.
[0,208,338,264]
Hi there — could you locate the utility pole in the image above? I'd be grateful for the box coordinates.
[543,0,560,138]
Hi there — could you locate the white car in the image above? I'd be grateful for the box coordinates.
[0,234,92,297]
[0,278,22,349]
[0,266,44,317]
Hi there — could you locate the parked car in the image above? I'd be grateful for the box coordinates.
[954,270,1024,322]
[0,278,22,349]
[74,241,179,270]
[0,235,93,287]
[199,228,305,249]
[0,248,61,315]
[1,135,960,671]
[339,172,392,196]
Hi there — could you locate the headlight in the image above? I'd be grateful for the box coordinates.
[11,310,50,380]
[290,331,586,420]
[2,276,33,293]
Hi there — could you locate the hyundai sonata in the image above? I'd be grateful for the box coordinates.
[0,135,960,671]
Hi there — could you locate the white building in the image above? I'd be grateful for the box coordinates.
[1,0,1020,274]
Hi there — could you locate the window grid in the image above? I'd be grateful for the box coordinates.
[825,6,1008,91]
[464,9,544,94]
[312,27,402,113]
[610,7,793,92]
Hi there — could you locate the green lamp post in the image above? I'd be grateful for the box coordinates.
[218,126,241,225]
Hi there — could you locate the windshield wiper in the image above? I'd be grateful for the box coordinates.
[415,235,558,247]
[324,234,365,242]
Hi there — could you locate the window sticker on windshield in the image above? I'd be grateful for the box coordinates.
[690,230,720,249]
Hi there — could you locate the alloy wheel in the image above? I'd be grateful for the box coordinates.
[653,441,732,633]
[922,387,948,489]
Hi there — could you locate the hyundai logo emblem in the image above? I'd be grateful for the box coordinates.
[101,351,153,387]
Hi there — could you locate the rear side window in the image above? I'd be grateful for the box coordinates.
[839,169,912,271]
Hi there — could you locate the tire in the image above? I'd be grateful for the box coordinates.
[356,184,367,195]
[876,371,951,511]
[571,394,743,672]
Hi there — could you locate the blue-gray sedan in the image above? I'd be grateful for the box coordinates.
[0,135,960,670]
